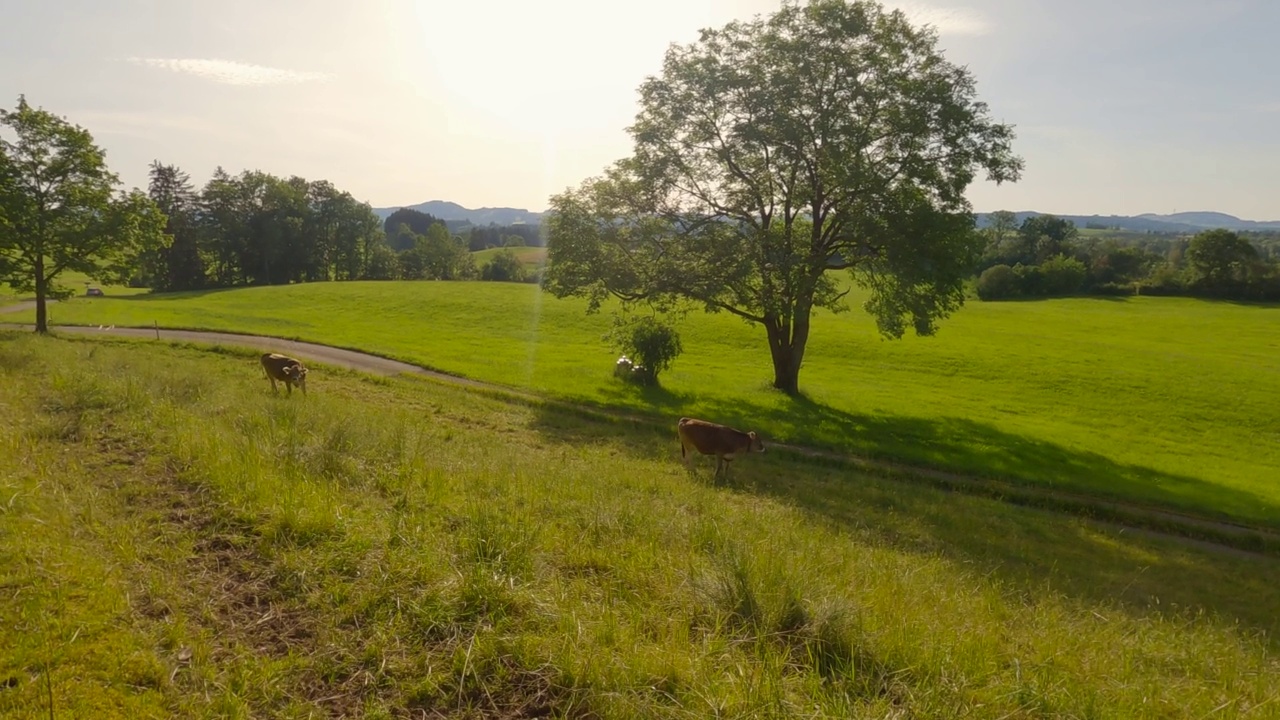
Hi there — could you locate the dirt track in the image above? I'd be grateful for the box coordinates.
[3,319,1279,559]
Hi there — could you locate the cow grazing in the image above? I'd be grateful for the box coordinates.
[260,353,309,396]
[677,417,765,480]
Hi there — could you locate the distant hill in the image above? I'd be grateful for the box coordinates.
[372,200,1280,235]
[976,211,1280,234]
[372,201,544,227]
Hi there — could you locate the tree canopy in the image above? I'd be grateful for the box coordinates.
[544,0,1022,392]
[0,95,166,332]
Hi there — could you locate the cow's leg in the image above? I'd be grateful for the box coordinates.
[285,380,293,396]
[267,376,278,394]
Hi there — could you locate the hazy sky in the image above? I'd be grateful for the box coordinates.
[1,0,1276,218]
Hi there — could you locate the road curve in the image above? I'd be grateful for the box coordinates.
[3,320,1279,558]
[0,301,38,315]
[0,321,490,386]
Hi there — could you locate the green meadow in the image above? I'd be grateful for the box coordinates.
[12,280,1280,528]
[471,246,548,270]
[2,332,1279,718]
[0,270,149,306]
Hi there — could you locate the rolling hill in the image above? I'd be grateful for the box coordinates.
[974,210,1280,234]
[371,200,1280,235]
[371,200,544,227]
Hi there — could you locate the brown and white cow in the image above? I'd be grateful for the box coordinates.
[677,417,765,480]
[260,353,309,396]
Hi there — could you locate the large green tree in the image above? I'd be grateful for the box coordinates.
[1186,228,1258,294]
[543,0,1021,393]
[0,96,166,333]
[146,160,206,291]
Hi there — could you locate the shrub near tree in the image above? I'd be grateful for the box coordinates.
[606,314,683,385]
[480,248,526,282]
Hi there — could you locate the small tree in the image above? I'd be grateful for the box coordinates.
[975,264,1019,300]
[1038,254,1087,295]
[606,314,683,385]
[481,248,526,282]
[1187,228,1257,294]
[0,96,167,332]
[1018,215,1078,264]
[363,242,398,280]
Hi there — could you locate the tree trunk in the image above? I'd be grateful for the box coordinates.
[33,256,48,334]
[765,306,812,395]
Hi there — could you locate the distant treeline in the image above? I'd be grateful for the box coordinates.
[974,212,1280,302]
[135,163,543,292]
[382,207,543,252]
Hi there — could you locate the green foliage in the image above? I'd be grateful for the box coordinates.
[397,222,473,280]
[1018,214,1079,263]
[142,161,205,292]
[546,0,1021,393]
[975,255,1086,301]
[605,314,683,384]
[1187,228,1258,293]
[364,242,399,280]
[480,248,526,282]
[975,264,1019,300]
[1037,254,1088,295]
[1089,243,1154,285]
[382,207,449,246]
[196,166,383,287]
[0,95,167,332]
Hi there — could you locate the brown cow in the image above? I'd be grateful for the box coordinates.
[261,353,309,396]
[677,417,765,480]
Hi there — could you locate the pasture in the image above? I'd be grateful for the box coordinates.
[0,270,149,307]
[471,246,548,270]
[1,331,1278,718]
[11,279,1280,529]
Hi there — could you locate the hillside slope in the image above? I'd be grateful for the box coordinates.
[1,332,1278,717]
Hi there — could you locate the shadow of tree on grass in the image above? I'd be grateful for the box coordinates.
[524,390,1280,644]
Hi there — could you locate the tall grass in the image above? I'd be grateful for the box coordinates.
[2,331,1279,718]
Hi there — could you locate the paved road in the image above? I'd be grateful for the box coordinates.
[0,300,37,314]
[3,320,1278,558]
[0,320,490,386]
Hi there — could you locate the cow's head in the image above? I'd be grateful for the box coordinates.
[285,364,308,391]
[748,431,765,453]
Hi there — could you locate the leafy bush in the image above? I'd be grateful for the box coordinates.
[976,264,1019,300]
[605,315,683,385]
[978,256,1086,300]
[480,249,526,282]
[1038,254,1087,295]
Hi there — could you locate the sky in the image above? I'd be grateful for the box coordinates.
[0,0,1276,219]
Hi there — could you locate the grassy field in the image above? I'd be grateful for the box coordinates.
[471,246,548,270]
[0,270,149,307]
[2,331,1279,718]
[10,279,1280,529]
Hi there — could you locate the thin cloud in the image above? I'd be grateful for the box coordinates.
[127,57,333,86]
[890,3,992,36]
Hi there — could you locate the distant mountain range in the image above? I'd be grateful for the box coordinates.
[371,201,543,227]
[372,201,1280,235]
[975,211,1280,234]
